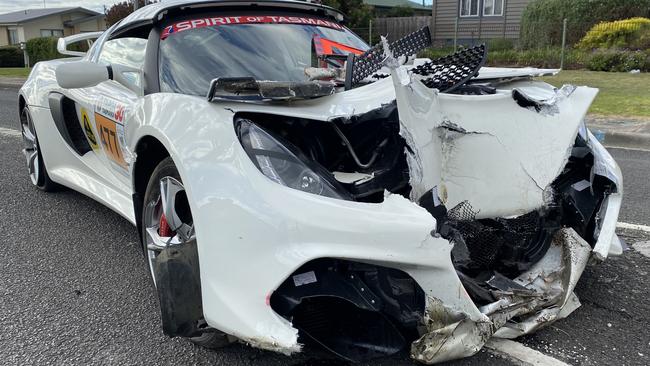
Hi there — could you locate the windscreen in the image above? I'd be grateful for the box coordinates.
[158,14,369,96]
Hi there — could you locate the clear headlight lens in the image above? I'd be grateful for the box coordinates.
[237,119,346,199]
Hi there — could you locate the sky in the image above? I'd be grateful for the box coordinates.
[0,0,434,15]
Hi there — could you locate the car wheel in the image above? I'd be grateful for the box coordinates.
[20,106,60,192]
[142,157,231,349]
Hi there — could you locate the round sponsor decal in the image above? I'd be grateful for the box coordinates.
[81,108,98,150]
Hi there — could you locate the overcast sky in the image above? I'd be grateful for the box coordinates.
[0,0,434,15]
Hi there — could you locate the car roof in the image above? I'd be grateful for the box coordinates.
[116,0,345,32]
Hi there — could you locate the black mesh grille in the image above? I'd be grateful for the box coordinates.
[446,201,552,273]
[411,44,487,93]
[346,27,432,87]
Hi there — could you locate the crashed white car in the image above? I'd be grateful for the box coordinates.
[18,0,623,363]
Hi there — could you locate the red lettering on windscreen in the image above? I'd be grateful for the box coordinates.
[161,15,344,39]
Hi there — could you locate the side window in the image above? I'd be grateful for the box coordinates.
[97,37,147,88]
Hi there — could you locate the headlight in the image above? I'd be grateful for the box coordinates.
[237,119,347,199]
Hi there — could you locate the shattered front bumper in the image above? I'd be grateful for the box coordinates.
[190,133,622,363]
[186,64,623,363]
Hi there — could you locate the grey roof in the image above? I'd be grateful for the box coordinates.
[0,7,101,25]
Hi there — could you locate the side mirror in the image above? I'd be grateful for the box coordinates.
[56,61,109,89]
[56,61,143,95]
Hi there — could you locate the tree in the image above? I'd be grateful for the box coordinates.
[322,0,374,30]
[385,5,415,18]
[105,0,146,26]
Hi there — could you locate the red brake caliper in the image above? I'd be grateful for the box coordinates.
[159,213,174,237]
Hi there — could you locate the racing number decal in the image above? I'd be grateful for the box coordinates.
[81,108,98,150]
[95,113,127,168]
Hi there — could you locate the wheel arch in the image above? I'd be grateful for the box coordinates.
[132,135,171,249]
[18,94,26,114]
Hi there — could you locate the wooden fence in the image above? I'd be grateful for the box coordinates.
[372,16,433,43]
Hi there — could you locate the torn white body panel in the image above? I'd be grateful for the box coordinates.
[393,71,598,218]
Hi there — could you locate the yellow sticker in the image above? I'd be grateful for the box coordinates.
[81,108,98,151]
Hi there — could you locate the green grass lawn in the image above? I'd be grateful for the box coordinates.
[0,67,31,78]
[541,70,650,119]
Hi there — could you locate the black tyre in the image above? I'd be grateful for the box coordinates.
[142,157,231,349]
[20,107,61,192]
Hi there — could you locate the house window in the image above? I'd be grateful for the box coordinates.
[483,0,504,16]
[8,29,18,45]
[460,0,479,17]
[40,29,64,38]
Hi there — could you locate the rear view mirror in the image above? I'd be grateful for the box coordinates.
[56,61,109,89]
[56,61,143,95]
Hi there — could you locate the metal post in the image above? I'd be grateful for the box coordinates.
[20,43,29,68]
[560,18,567,70]
[369,19,373,45]
[133,0,139,11]
[454,17,458,51]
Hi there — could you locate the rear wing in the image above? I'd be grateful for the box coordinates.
[57,31,104,57]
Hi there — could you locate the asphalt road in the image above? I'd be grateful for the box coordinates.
[1,86,649,366]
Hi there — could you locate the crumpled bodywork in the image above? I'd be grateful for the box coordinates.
[200,59,622,362]
[412,228,590,364]
[392,66,598,218]
[381,49,622,363]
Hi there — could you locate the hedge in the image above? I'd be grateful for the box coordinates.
[520,0,650,49]
[0,46,24,67]
[25,37,60,65]
[578,18,650,50]
[586,49,650,72]
[419,47,650,72]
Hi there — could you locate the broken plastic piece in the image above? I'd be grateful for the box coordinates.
[411,44,487,92]
[344,26,432,88]
[207,77,335,101]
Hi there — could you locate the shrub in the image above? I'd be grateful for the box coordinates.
[578,18,650,50]
[25,37,60,64]
[586,49,647,72]
[0,46,24,67]
[520,0,650,49]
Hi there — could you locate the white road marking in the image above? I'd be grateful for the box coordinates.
[0,127,21,137]
[632,241,650,258]
[605,145,650,153]
[485,338,571,366]
[617,222,650,233]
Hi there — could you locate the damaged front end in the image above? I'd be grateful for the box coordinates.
[216,38,623,364]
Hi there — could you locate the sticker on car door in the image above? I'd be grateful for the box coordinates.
[80,108,99,151]
[94,97,128,169]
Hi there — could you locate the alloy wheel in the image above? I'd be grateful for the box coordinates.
[20,108,39,185]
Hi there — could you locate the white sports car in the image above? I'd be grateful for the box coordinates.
[19,0,624,364]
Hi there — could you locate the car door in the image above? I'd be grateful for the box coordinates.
[67,34,148,193]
